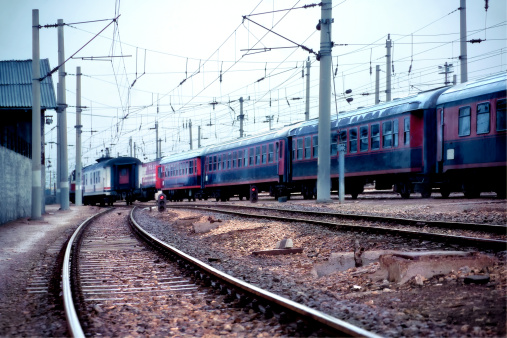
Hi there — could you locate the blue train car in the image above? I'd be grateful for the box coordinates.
[158,148,206,201]
[288,86,448,199]
[202,127,293,201]
[435,73,507,198]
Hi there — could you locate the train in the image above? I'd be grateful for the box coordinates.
[69,150,143,206]
[69,73,506,204]
[156,73,506,201]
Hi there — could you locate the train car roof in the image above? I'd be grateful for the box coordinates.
[436,72,507,106]
[202,124,298,154]
[159,147,207,165]
[289,86,448,136]
[83,156,142,171]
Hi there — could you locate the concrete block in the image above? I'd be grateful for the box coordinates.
[312,250,399,277]
[379,251,496,284]
[275,238,293,249]
[193,220,220,234]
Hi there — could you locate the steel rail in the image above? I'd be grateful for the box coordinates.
[169,203,507,234]
[129,207,380,338]
[62,208,112,338]
[167,205,507,252]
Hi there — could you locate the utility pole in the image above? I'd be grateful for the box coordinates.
[316,0,333,203]
[460,0,468,83]
[75,66,82,206]
[31,9,42,220]
[155,121,159,158]
[239,97,244,138]
[189,119,193,150]
[57,19,69,210]
[134,142,136,158]
[198,125,201,148]
[56,82,61,205]
[129,136,132,156]
[439,62,454,86]
[265,115,274,130]
[385,34,392,102]
[305,58,311,121]
[375,65,380,104]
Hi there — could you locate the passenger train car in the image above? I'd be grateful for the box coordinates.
[154,73,506,201]
[435,73,506,198]
[138,159,160,201]
[70,154,142,206]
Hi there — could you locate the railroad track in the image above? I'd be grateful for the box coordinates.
[163,203,507,252]
[62,206,378,337]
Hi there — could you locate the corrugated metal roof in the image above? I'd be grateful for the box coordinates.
[0,59,57,110]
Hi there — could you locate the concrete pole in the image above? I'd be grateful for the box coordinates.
[460,0,468,83]
[239,97,244,138]
[305,58,311,121]
[58,19,69,210]
[41,105,45,214]
[316,0,332,203]
[375,65,380,104]
[31,9,42,220]
[129,136,132,156]
[134,142,136,158]
[75,66,82,206]
[338,143,345,203]
[385,34,392,102]
[198,125,201,148]
[56,82,61,205]
[189,119,193,150]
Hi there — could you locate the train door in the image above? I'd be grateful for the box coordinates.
[277,140,285,180]
[436,108,444,173]
[119,167,130,184]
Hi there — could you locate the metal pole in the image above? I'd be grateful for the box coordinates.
[239,97,244,138]
[198,125,201,148]
[316,0,332,203]
[375,65,380,104]
[75,66,82,206]
[58,19,69,210]
[155,121,159,158]
[129,136,132,156]
[31,9,42,220]
[189,119,193,150]
[338,143,345,203]
[134,142,136,158]
[460,0,468,83]
[386,34,392,102]
[305,58,310,121]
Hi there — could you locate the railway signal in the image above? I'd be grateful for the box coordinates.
[157,193,166,212]
[250,185,258,203]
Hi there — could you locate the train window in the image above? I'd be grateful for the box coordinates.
[232,152,237,168]
[292,140,296,160]
[458,106,471,137]
[262,145,267,164]
[404,117,410,145]
[297,138,303,160]
[268,144,274,163]
[249,148,254,166]
[496,99,506,132]
[227,152,231,169]
[393,120,399,147]
[189,161,193,174]
[382,121,392,148]
[331,132,338,156]
[339,130,347,153]
[208,157,212,171]
[276,142,280,160]
[349,128,357,153]
[223,154,227,170]
[213,155,217,171]
[371,124,380,150]
[186,162,189,175]
[244,149,248,167]
[218,155,222,171]
[256,146,261,165]
[477,103,490,134]
[237,151,242,168]
[312,135,318,158]
[304,137,311,159]
[360,126,368,152]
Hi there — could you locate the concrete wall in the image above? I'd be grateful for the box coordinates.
[0,146,31,225]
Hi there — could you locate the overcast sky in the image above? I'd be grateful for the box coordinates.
[1,0,506,185]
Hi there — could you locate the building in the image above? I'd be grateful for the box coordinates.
[0,59,57,224]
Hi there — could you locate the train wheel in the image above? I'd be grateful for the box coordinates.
[351,192,359,200]
[463,182,480,198]
[440,187,451,198]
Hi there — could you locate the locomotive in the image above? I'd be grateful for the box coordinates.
[70,151,142,206]
[155,73,506,200]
